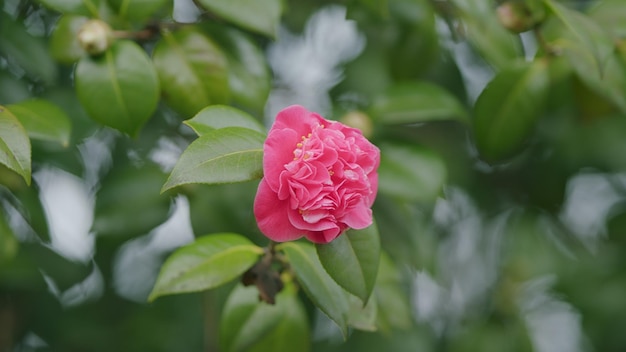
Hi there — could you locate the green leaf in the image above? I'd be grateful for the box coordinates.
[542,1,614,91]
[8,99,72,146]
[148,233,264,301]
[0,14,58,84]
[473,60,550,161]
[152,28,229,118]
[21,242,93,291]
[11,183,51,242]
[0,72,30,105]
[184,105,265,136]
[356,0,389,17]
[543,0,613,68]
[453,0,522,68]
[50,15,88,64]
[464,18,522,69]
[378,143,446,202]
[316,223,380,304]
[280,242,349,337]
[34,0,99,16]
[220,282,310,352]
[42,87,99,142]
[0,211,19,266]
[196,0,282,38]
[543,2,626,114]
[220,284,284,352]
[189,183,259,237]
[75,40,160,136]
[107,0,169,21]
[369,82,467,124]
[387,0,439,80]
[93,162,170,238]
[0,106,31,185]
[589,0,626,39]
[374,252,411,332]
[162,127,265,192]
[247,285,310,352]
[202,24,271,113]
[346,292,378,332]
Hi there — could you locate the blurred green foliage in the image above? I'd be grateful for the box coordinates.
[2,0,626,351]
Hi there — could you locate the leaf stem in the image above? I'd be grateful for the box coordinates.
[113,22,184,41]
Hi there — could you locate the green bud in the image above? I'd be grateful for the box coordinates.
[340,111,374,138]
[496,1,542,33]
[77,19,114,56]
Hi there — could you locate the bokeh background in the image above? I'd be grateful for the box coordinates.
[2,0,626,351]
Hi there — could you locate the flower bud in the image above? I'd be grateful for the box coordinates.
[496,2,539,33]
[339,110,374,138]
[77,19,114,56]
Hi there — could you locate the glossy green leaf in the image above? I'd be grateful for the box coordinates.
[280,242,349,337]
[0,106,31,185]
[347,292,377,331]
[8,99,72,146]
[316,223,380,303]
[203,25,271,113]
[162,127,265,192]
[107,0,169,21]
[0,14,57,84]
[369,82,467,124]
[35,0,99,16]
[148,233,263,301]
[220,282,310,352]
[153,28,229,118]
[185,105,265,136]
[75,40,160,136]
[0,211,19,266]
[473,60,549,161]
[196,0,282,38]
[93,162,170,238]
[375,252,411,332]
[50,15,88,64]
[378,143,446,202]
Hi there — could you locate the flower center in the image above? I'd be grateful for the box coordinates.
[292,124,325,161]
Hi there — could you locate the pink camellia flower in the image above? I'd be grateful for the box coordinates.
[254,105,380,244]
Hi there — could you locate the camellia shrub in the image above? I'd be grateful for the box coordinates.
[2,0,626,351]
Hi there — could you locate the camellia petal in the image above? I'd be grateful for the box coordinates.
[264,128,300,191]
[254,179,303,242]
[254,105,380,244]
